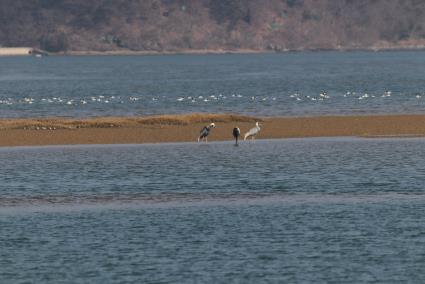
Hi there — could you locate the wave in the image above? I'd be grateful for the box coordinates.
[1,192,423,214]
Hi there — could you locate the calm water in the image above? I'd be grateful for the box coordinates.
[1,51,425,118]
[1,138,425,283]
[2,52,425,283]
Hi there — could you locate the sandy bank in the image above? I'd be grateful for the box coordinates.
[1,114,425,147]
[62,49,269,56]
[58,44,425,56]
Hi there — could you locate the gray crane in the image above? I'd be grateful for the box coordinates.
[198,123,215,142]
[233,127,241,146]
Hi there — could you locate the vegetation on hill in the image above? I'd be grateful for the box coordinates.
[1,0,425,53]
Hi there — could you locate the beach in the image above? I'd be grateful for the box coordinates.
[1,113,425,147]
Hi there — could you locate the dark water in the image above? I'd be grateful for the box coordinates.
[1,51,425,118]
[1,138,425,283]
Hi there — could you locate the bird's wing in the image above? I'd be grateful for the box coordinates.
[200,127,210,137]
[200,126,208,134]
[246,127,258,136]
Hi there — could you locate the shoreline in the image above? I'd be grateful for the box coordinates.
[56,46,425,56]
[2,114,425,147]
[3,43,425,57]
[3,47,425,57]
[33,47,425,57]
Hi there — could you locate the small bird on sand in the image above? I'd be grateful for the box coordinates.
[244,122,261,141]
[233,127,241,146]
[198,123,216,142]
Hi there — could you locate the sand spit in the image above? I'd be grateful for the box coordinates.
[0,113,257,130]
[1,113,425,147]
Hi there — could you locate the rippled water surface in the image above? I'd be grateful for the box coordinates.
[1,51,425,117]
[1,138,425,283]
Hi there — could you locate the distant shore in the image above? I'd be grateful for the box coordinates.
[1,113,425,147]
[61,46,425,56]
[64,48,268,56]
[3,46,425,57]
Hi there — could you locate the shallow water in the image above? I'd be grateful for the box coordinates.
[1,138,425,283]
[1,51,425,118]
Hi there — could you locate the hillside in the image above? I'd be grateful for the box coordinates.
[1,0,425,53]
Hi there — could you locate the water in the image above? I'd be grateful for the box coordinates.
[2,138,425,283]
[2,51,425,282]
[1,51,425,118]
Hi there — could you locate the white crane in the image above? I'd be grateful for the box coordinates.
[244,122,261,141]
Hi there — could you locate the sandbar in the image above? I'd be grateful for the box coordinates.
[1,113,425,147]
